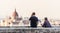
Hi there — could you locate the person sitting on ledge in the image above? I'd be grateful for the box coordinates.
[42,17,52,27]
[29,12,38,28]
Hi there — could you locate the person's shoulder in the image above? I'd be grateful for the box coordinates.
[45,20,50,23]
[31,16,38,18]
[34,16,38,18]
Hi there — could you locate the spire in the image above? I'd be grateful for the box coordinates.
[15,8,16,12]
[12,8,18,18]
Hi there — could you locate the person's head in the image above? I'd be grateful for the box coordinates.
[44,17,48,20]
[31,12,35,16]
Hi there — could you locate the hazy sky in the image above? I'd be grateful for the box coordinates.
[0,0,60,19]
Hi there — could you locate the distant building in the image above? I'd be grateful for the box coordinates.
[0,9,22,26]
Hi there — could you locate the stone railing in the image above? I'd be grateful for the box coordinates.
[0,26,60,33]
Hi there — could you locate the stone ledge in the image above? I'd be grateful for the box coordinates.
[0,27,60,33]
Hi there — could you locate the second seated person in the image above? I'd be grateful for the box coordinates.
[42,17,52,27]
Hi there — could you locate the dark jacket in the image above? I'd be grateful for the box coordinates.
[42,20,51,27]
[29,16,38,28]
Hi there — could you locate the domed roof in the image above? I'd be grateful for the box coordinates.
[12,9,18,17]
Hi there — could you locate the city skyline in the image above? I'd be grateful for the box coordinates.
[0,0,60,19]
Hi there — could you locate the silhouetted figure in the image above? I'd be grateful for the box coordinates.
[42,17,51,27]
[29,12,38,28]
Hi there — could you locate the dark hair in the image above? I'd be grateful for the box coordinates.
[45,17,48,20]
[32,12,35,16]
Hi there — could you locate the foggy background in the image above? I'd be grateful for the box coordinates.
[0,0,60,19]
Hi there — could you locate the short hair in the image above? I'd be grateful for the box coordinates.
[32,12,35,15]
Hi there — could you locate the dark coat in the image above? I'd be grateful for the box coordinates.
[42,20,51,27]
[29,16,38,28]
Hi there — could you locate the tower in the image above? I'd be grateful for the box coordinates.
[12,9,18,19]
